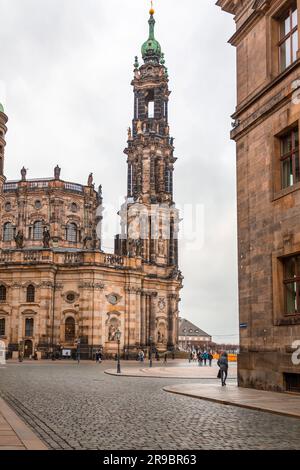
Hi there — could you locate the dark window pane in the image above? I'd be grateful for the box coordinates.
[0,286,6,302]
[0,318,5,336]
[27,285,35,303]
[281,157,293,188]
[65,317,75,342]
[25,318,34,337]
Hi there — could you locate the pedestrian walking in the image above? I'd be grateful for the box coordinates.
[208,352,213,367]
[217,352,229,386]
[164,353,167,364]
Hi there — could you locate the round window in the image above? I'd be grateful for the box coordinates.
[108,294,118,305]
[35,200,42,210]
[66,293,76,303]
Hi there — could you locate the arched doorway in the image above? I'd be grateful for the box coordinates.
[24,340,33,358]
[65,317,75,343]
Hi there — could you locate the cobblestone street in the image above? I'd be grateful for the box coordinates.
[0,361,300,450]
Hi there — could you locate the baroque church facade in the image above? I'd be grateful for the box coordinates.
[0,10,183,359]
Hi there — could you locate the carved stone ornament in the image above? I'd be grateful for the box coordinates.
[158,297,166,311]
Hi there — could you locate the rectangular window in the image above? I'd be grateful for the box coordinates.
[0,318,5,336]
[148,101,154,118]
[283,255,300,315]
[279,4,298,72]
[280,127,300,189]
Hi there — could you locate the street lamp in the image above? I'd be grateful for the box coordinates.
[115,329,121,374]
[76,338,81,364]
[149,336,153,368]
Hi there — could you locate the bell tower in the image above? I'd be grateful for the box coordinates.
[115,6,179,267]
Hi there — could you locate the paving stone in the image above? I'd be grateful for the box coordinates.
[0,362,300,449]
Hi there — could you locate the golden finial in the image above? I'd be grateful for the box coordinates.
[149,0,155,15]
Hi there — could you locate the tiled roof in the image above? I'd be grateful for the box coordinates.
[179,318,211,338]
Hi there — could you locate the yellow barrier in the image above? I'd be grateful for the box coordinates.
[213,353,237,362]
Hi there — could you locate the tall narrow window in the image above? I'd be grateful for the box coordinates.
[25,318,34,337]
[26,285,35,303]
[280,127,300,189]
[283,255,300,315]
[165,168,173,194]
[148,101,154,118]
[65,317,75,342]
[33,221,43,240]
[279,4,298,72]
[0,318,5,336]
[3,222,13,241]
[0,285,6,302]
[128,163,133,196]
[66,223,78,243]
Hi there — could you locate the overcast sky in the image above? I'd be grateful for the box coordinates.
[0,0,238,344]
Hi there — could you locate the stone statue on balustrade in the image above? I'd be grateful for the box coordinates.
[43,228,51,248]
[14,230,24,249]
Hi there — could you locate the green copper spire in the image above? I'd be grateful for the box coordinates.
[0,103,4,114]
[141,13,162,62]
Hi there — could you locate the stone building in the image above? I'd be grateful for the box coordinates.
[218,0,300,392]
[178,318,212,351]
[0,9,182,359]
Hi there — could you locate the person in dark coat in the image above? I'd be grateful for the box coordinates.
[217,352,229,386]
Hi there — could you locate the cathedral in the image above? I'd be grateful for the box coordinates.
[0,8,183,359]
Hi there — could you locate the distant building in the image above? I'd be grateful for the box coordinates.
[178,318,212,351]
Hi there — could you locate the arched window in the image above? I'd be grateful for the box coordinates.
[3,222,13,241]
[25,318,34,337]
[66,223,78,243]
[0,318,5,336]
[26,285,35,303]
[165,168,173,194]
[0,285,6,302]
[65,317,75,342]
[33,221,43,240]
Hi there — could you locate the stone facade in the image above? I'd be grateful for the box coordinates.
[0,11,182,359]
[218,0,300,391]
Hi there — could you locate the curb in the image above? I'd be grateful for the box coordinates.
[0,398,48,450]
[163,387,300,420]
[104,370,237,380]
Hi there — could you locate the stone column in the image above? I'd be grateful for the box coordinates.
[168,294,177,349]
[150,292,157,343]
[141,291,146,347]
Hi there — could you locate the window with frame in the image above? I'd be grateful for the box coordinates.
[65,317,75,342]
[280,127,300,189]
[66,223,78,243]
[278,3,298,72]
[0,318,5,336]
[283,255,300,315]
[0,285,6,302]
[33,221,43,240]
[3,222,13,241]
[26,285,35,303]
[25,318,34,337]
